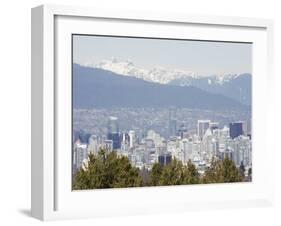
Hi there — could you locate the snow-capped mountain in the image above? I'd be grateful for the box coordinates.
[73,63,248,110]
[82,58,196,85]
[79,58,251,106]
[81,58,242,85]
[169,73,251,106]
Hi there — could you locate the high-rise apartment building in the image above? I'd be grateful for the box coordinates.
[229,122,243,139]
[197,120,211,139]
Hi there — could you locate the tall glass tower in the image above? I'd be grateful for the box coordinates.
[107,116,121,149]
[229,122,243,139]
[107,116,119,134]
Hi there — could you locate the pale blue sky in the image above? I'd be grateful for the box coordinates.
[73,35,252,76]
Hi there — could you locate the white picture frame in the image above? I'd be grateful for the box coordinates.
[31,4,274,221]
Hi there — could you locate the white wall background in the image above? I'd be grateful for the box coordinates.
[0,0,280,225]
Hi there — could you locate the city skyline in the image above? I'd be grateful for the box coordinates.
[73,111,252,188]
[73,103,252,188]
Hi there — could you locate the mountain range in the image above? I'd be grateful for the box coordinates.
[82,58,251,105]
[169,73,251,106]
[73,63,250,111]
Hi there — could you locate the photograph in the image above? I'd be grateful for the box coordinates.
[72,35,252,190]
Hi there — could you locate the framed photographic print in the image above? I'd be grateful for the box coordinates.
[31,4,274,221]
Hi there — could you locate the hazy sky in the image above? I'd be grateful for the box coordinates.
[73,35,252,75]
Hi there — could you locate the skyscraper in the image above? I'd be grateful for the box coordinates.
[107,116,119,133]
[107,116,121,149]
[73,142,88,170]
[122,132,130,144]
[121,132,130,152]
[197,120,211,139]
[107,133,121,149]
[229,122,243,139]
[129,130,136,148]
[88,135,99,154]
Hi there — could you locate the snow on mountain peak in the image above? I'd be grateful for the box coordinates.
[82,58,196,84]
[80,58,244,85]
[213,73,241,85]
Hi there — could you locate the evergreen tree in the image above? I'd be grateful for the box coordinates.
[247,167,252,182]
[149,159,200,186]
[203,157,243,183]
[202,157,224,183]
[149,163,163,186]
[73,149,245,189]
[139,166,150,186]
[73,149,142,189]
[159,158,185,185]
[183,160,200,184]
[239,161,245,179]
[222,157,242,182]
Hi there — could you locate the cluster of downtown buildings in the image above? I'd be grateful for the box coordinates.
[73,110,252,176]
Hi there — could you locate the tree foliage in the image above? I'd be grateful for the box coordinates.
[247,167,252,182]
[183,160,200,184]
[203,157,243,183]
[149,158,200,186]
[73,149,142,189]
[150,162,163,186]
[73,150,245,190]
